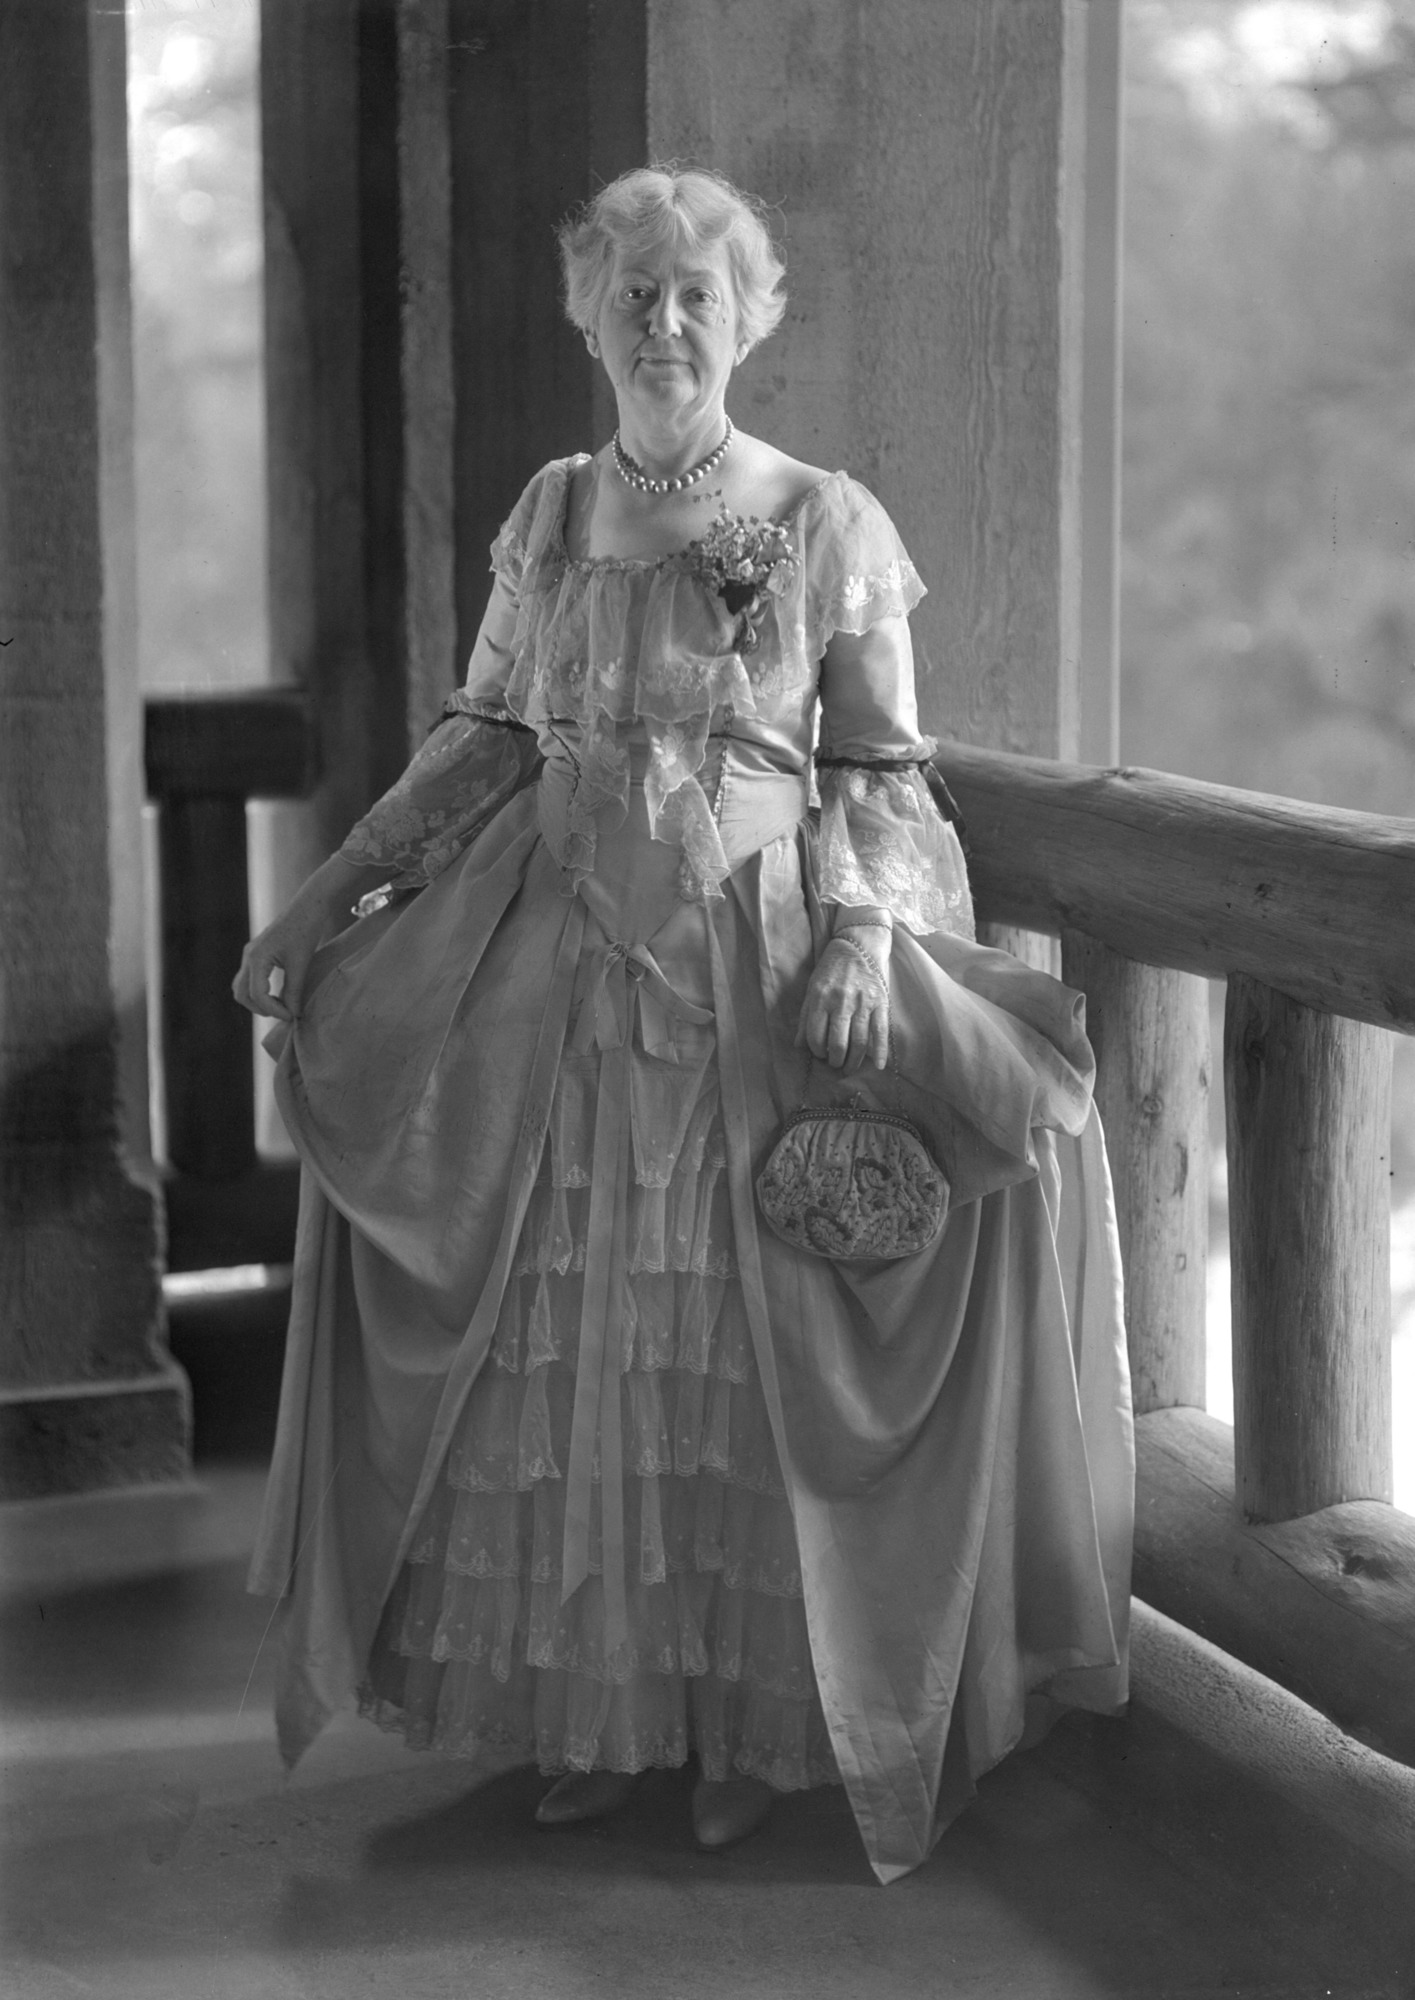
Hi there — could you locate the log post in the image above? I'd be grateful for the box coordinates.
[158,798,255,1180]
[1225,975,1392,1520]
[977,925,1062,977]
[1062,933,1209,1411]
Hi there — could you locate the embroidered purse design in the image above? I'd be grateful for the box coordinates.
[756,1096,949,1262]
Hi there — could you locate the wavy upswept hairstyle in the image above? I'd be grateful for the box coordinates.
[558,166,787,356]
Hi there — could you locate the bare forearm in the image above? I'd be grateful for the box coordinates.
[290,851,395,933]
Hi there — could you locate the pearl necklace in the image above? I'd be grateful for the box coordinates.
[612,417,734,496]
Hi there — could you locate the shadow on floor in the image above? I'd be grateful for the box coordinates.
[6,1554,1412,2000]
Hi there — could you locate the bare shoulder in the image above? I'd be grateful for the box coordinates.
[729,432,833,516]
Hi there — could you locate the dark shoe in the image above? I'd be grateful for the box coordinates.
[534,1770,638,1826]
[691,1775,774,1850]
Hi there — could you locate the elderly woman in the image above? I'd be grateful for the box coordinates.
[236,166,1132,1884]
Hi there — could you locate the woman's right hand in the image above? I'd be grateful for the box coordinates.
[232,853,379,1022]
[232,900,329,1023]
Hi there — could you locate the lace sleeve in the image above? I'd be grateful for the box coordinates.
[338,503,541,889]
[816,759,973,938]
[338,706,541,890]
[804,475,927,652]
[815,607,973,938]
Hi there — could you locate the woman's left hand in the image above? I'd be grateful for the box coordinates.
[797,930,891,1074]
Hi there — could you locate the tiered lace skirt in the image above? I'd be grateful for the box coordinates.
[358,1026,841,1791]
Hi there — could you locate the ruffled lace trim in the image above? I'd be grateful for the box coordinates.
[817,763,975,938]
[357,1263,836,1783]
[484,461,926,903]
[485,1268,754,1386]
[357,1673,842,1791]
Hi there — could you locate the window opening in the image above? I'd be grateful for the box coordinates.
[128,0,294,1170]
[1122,0,1415,1503]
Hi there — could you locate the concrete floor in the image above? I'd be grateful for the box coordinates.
[3,1297,1415,2000]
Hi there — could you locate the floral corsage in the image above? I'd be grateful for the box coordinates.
[683,505,797,655]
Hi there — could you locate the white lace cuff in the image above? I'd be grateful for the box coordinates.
[816,764,974,938]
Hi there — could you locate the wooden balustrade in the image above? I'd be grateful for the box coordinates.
[940,741,1415,1030]
[936,739,1415,1769]
[144,692,319,1267]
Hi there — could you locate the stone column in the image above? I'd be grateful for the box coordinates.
[646,0,1114,765]
[0,0,189,1500]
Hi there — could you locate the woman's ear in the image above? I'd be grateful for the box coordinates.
[585,330,601,359]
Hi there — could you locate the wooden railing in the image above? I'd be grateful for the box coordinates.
[144,692,319,1270]
[936,741,1415,1768]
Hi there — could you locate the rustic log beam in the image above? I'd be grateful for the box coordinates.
[933,741,1415,1031]
[1225,977,1393,1519]
[1134,1407,1415,1768]
[1061,934,1208,1411]
[145,692,319,800]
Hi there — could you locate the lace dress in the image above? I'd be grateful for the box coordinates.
[249,463,1133,1884]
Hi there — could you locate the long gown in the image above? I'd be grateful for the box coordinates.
[248,461,1134,1885]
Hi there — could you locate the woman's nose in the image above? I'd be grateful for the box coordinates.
[648,293,682,338]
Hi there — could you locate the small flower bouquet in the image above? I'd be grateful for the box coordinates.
[683,506,797,655]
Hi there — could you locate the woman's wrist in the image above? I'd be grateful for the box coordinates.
[830,906,893,962]
[832,904,892,932]
[290,853,390,930]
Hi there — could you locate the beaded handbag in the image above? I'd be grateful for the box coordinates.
[755,1090,950,1262]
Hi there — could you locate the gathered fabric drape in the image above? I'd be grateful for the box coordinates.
[250,463,1133,1883]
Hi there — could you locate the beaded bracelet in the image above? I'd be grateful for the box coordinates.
[835,919,893,947]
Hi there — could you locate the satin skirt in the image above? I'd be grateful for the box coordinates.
[250,767,1133,1883]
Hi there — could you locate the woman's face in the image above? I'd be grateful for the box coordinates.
[591,236,745,433]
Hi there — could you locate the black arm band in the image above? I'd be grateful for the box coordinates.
[813,754,969,854]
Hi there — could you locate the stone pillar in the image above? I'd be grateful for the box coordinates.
[645,0,1119,767]
[0,0,189,1500]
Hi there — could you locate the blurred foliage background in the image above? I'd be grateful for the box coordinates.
[1119,0,1415,1493]
[127,0,267,693]
[1122,0,1415,813]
